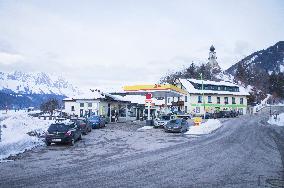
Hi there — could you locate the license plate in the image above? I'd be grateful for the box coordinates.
[52,139,61,142]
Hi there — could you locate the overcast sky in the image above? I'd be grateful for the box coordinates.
[0,0,283,90]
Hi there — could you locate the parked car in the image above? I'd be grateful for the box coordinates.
[71,118,92,135]
[45,122,82,146]
[164,118,189,133]
[154,115,173,128]
[230,110,239,117]
[88,115,106,129]
[204,112,214,119]
[216,111,231,118]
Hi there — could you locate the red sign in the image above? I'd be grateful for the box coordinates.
[145,93,152,100]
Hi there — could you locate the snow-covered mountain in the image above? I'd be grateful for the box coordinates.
[226,41,284,75]
[0,71,81,96]
[225,41,284,100]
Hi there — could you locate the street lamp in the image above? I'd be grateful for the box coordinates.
[200,73,206,119]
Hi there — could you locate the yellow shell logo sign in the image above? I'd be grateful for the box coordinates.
[193,117,202,126]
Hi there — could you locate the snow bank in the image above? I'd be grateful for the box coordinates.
[185,119,222,135]
[267,113,284,126]
[0,112,53,160]
[253,94,271,113]
[137,126,154,131]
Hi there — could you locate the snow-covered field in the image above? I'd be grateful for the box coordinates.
[0,111,53,160]
[185,119,222,135]
[267,113,284,126]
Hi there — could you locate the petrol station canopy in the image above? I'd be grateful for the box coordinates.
[122,84,187,98]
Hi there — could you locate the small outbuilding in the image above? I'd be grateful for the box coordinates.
[63,90,131,122]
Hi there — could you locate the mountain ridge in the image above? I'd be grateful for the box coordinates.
[0,70,81,96]
[226,41,284,75]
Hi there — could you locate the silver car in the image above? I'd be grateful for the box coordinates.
[154,115,174,128]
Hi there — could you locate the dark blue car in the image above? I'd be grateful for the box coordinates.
[88,116,106,129]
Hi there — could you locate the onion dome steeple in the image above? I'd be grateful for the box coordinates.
[210,45,215,52]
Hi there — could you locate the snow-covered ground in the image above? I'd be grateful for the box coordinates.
[185,119,222,135]
[267,113,284,126]
[0,111,53,160]
[268,103,284,107]
[137,126,154,131]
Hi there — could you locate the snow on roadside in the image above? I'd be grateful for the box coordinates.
[267,113,284,126]
[185,119,222,135]
[0,112,53,160]
[137,126,153,131]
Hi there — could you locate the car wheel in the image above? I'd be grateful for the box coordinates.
[46,142,51,146]
[70,139,75,146]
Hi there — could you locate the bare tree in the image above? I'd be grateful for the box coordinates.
[40,98,59,116]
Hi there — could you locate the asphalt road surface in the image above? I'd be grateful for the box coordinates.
[0,107,284,188]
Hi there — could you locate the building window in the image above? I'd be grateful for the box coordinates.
[185,96,187,102]
[208,96,212,103]
[218,86,221,90]
[224,97,228,104]
[240,98,243,104]
[232,97,236,104]
[80,103,84,107]
[88,103,92,107]
[168,98,170,103]
[198,96,202,103]
[185,106,188,113]
[71,106,75,111]
[217,97,220,104]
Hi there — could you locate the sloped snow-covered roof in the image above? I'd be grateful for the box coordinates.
[63,90,130,102]
[112,95,145,104]
[180,79,249,96]
[187,78,238,87]
[63,90,105,101]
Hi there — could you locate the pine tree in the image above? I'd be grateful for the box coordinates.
[183,62,197,79]
[235,63,246,83]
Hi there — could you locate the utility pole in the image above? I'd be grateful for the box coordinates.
[200,73,206,119]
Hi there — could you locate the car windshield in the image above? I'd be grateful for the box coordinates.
[48,124,70,132]
[169,119,181,124]
[89,116,99,120]
[160,116,170,121]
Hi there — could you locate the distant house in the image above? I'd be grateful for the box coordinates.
[63,90,132,122]
[177,79,249,115]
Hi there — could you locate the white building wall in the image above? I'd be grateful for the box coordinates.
[188,94,247,116]
[64,100,101,117]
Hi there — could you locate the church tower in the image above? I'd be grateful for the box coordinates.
[208,45,221,73]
